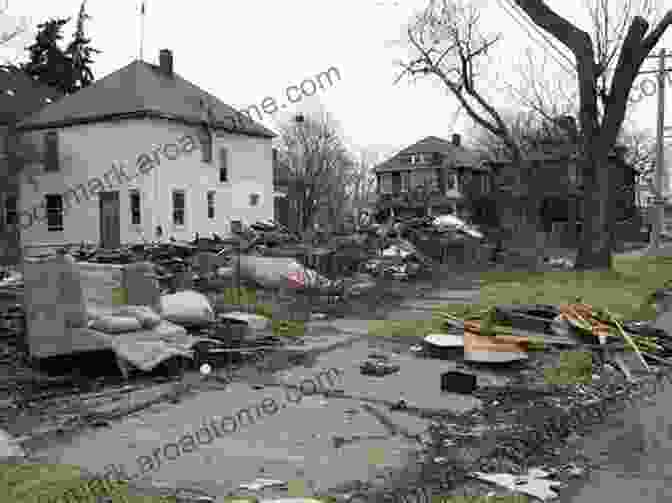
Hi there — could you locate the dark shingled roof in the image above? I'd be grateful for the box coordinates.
[374,136,487,173]
[17,59,275,138]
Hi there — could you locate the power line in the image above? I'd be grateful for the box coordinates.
[497,0,575,76]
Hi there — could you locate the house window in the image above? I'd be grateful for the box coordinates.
[4,195,17,227]
[412,169,438,190]
[219,148,228,182]
[172,190,185,226]
[446,173,457,190]
[380,174,393,194]
[45,194,63,231]
[129,189,141,225]
[481,174,490,194]
[207,191,215,219]
[44,131,58,172]
[198,126,212,163]
[401,171,410,192]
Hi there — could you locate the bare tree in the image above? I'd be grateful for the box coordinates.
[277,110,354,234]
[345,148,379,224]
[512,0,672,268]
[397,0,672,269]
[396,0,549,259]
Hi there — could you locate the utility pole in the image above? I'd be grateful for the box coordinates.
[648,48,667,252]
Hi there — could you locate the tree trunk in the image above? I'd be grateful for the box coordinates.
[574,152,613,270]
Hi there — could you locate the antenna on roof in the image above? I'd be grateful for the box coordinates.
[139,1,146,61]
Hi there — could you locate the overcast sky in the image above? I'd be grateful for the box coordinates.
[0,0,670,165]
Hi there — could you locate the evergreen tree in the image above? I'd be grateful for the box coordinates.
[21,18,73,93]
[65,0,100,91]
[20,2,99,94]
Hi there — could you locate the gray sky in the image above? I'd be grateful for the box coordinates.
[0,0,669,163]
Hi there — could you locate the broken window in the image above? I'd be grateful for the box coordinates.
[172,190,185,226]
[45,194,63,231]
[207,191,215,219]
[129,189,141,225]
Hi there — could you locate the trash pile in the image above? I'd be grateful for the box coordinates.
[363,238,433,280]
[404,299,672,500]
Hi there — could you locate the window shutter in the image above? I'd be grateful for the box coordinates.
[219,148,228,182]
[199,126,212,163]
[45,132,58,172]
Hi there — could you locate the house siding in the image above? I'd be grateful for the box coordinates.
[17,117,273,252]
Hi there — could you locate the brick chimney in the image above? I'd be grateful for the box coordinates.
[452,134,461,147]
[159,49,173,76]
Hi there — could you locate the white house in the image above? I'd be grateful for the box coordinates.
[15,49,275,253]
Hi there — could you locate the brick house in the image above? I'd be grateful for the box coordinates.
[373,135,494,222]
[484,143,641,249]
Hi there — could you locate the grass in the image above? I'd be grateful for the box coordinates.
[367,254,672,338]
[544,350,593,385]
[1,462,175,502]
[2,463,339,503]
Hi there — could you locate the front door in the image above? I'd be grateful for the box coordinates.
[99,191,120,249]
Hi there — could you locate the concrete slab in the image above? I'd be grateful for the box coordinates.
[32,383,421,497]
[280,331,361,352]
[275,340,482,415]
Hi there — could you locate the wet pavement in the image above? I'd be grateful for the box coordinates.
[11,278,486,499]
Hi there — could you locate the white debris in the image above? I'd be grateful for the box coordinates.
[238,478,287,491]
[472,469,565,501]
[0,429,25,460]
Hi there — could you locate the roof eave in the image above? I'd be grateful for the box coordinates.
[16,110,276,138]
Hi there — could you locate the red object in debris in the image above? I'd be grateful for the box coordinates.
[286,270,305,288]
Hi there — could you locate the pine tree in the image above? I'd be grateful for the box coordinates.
[64,0,100,91]
[20,1,99,94]
[21,17,73,93]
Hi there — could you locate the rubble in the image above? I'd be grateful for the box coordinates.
[5,223,672,502]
